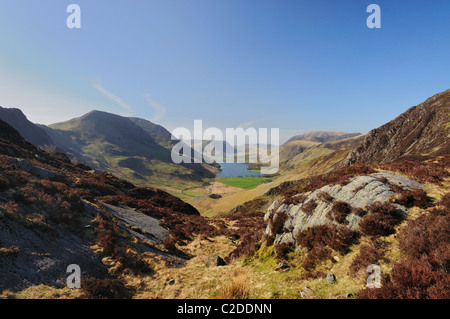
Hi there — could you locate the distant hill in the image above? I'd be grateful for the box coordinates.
[285,131,361,144]
[280,134,365,174]
[343,89,450,165]
[42,110,216,191]
[279,140,321,165]
[0,106,54,147]
[279,132,363,167]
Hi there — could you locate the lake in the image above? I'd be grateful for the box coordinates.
[217,162,262,178]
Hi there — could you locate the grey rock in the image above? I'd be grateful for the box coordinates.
[326,273,336,284]
[264,199,281,222]
[344,293,354,298]
[102,203,169,243]
[371,172,423,189]
[274,232,295,246]
[204,254,226,267]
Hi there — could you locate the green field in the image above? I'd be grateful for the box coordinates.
[218,176,273,189]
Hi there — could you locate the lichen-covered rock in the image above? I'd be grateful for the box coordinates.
[371,172,423,189]
[265,173,420,246]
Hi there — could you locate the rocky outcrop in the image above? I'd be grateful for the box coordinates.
[102,203,169,244]
[264,173,421,246]
[9,158,65,180]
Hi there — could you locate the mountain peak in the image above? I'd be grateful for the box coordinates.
[49,109,159,147]
[81,109,116,118]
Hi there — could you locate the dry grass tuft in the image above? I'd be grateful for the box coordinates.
[218,270,251,299]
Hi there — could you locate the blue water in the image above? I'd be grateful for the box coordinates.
[217,162,262,178]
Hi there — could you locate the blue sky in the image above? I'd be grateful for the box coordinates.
[0,0,449,143]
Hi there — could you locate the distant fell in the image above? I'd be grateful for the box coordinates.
[0,106,54,147]
[44,110,216,192]
[49,110,160,148]
[285,131,362,144]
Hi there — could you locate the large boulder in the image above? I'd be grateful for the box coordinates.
[265,173,420,246]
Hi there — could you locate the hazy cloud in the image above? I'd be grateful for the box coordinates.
[92,80,133,114]
[143,93,166,122]
[238,118,268,129]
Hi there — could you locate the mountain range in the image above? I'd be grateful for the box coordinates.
[0,108,218,195]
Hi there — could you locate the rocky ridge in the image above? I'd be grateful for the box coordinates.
[343,89,450,165]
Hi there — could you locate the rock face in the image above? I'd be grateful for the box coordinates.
[264,173,420,246]
[342,89,450,165]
